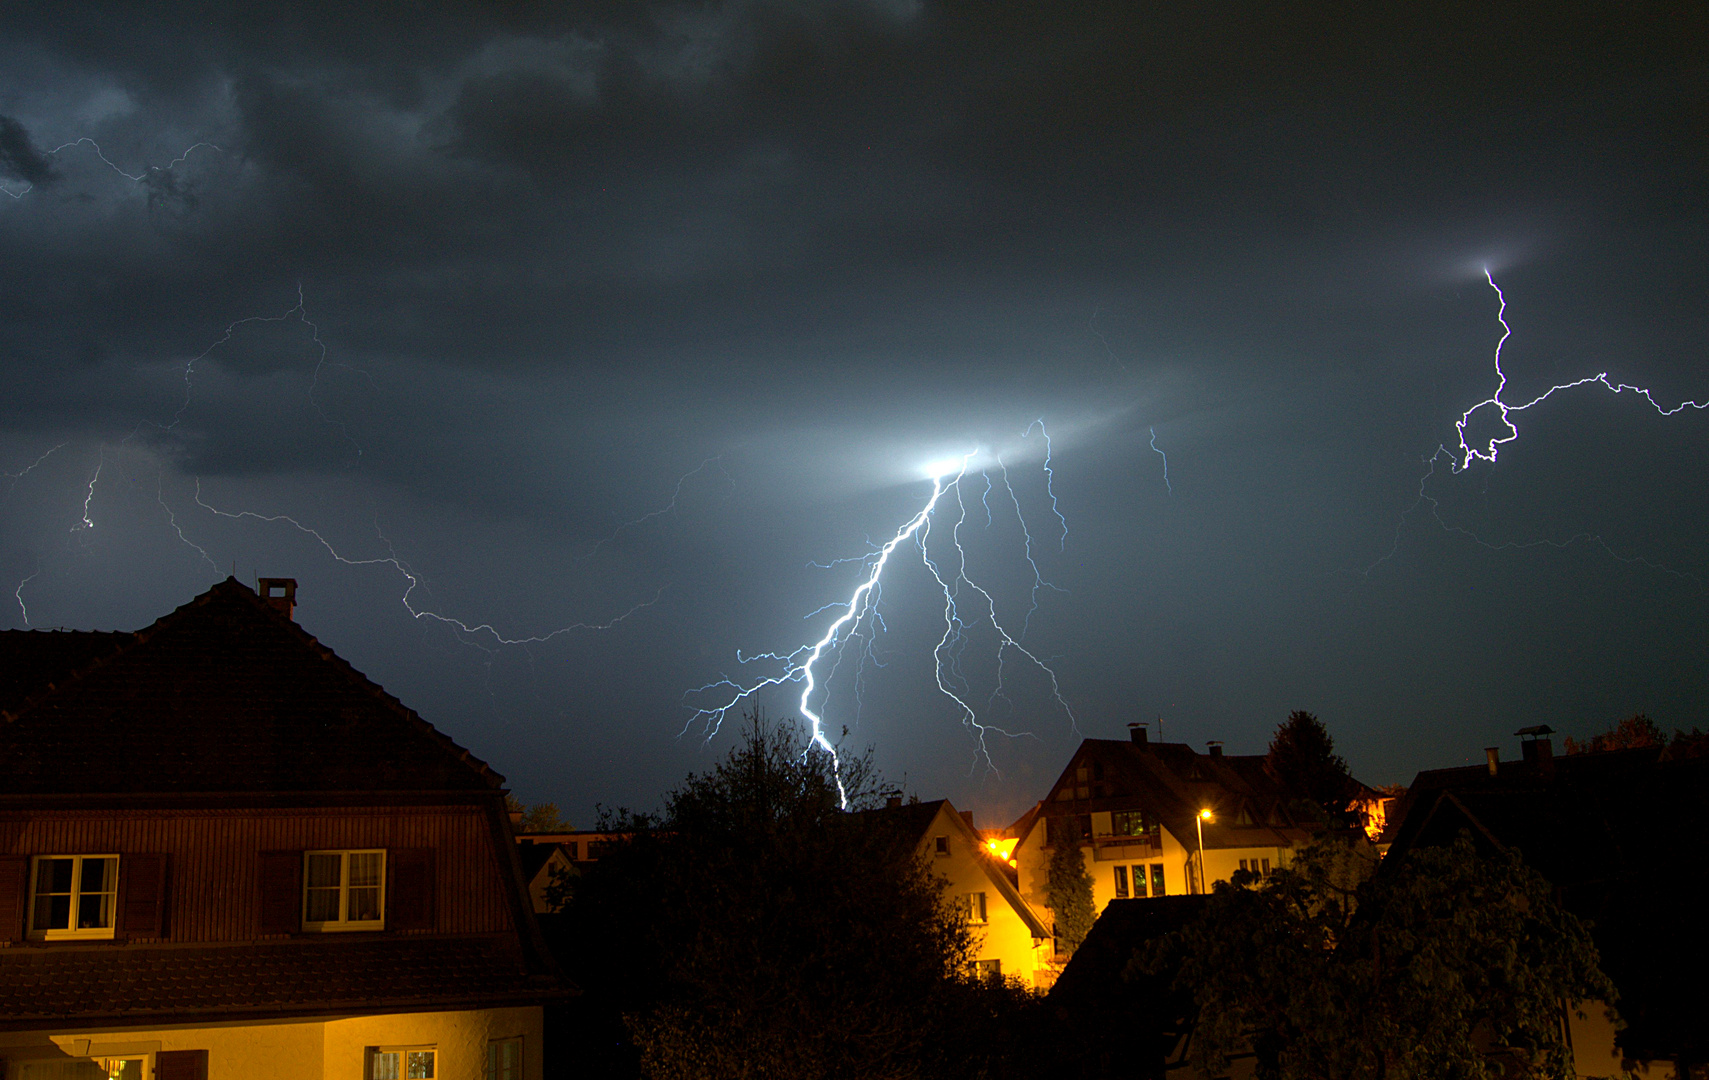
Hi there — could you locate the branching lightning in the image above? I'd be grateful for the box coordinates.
[581,455,731,560]
[1363,268,1707,579]
[685,429,1078,808]
[1,137,222,199]
[192,481,663,647]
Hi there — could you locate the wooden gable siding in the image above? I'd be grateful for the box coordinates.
[0,806,514,942]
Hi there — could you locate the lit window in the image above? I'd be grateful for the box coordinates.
[305,850,386,931]
[1150,863,1165,897]
[1113,865,1129,899]
[1132,864,1148,898]
[964,891,988,924]
[486,1038,522,1080]
[1111,810,1149,837]
[30,855,118,939]
[371,1047,435,1079]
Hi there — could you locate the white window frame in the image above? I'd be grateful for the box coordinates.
[303,849,387,932]
[964,891,988,924]
[28,854,120,940]
[369,1045,436,1080]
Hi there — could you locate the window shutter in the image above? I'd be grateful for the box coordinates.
[155,1050,208,1080]
[120,854,169,939]
[389,848,435,931]
[257,851,302,935]
[0,855,26,944]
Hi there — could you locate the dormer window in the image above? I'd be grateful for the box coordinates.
[29,855,118,940]
[304,850,386,931]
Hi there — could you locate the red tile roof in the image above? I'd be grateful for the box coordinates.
[0,578,502,796]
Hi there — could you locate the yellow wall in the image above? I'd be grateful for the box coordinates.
[918,804,1048,988]
[0,1006,543,1080]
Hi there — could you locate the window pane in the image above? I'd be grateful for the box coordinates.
[1113,865,1128,898]
[306,853,343,889]
[41,857,75,893]
[1151,864,1166,896]
[500,1039,520,1078]
[349,852,383,888]
[306,887,341,922]
[348,886,381,922]
[81,858,116,894]
[406,1051,435,1079]
[77,890,112,929]
[372,1051,400,1080]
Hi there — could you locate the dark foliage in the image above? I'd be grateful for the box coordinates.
[1267,710,1359,825]
[558,712,1026,1080]
[1138,836,1616,1080]
[1045,815,1095,957]
[1564,714,1665,755]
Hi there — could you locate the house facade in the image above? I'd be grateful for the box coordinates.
[1012,725,1321,950]
[0,579,563,1080]
[870,799,1052,988]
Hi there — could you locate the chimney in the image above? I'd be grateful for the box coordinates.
[258,578,297,621]
[960,810,975,829]
[1206,740,1224,758]
[1128,722,1149,746]
[885,792,903,810]
[1485,747,1499,777]
[1516,726,1556,775]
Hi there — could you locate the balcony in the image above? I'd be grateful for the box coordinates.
[1090,834,1162,861]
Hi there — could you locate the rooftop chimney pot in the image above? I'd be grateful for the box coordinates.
[1128,722,1149,746]
[1206,740,1224,758]
[258,578,297,621]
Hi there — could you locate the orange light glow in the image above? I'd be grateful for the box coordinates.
[984,837,1018,863]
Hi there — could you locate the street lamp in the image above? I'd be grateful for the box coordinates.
[1196,808,1213,894]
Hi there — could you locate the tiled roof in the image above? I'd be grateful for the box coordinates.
[0,578,502,795]
[0,936,563,1024]
[0,629,126,715]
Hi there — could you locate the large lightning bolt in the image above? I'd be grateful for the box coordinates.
[686,433,1078,807]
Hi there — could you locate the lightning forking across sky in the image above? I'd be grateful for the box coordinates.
[685,429,1078,808]
[1363,268,1708,577]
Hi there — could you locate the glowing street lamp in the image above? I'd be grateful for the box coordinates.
[1195,808,1213,894]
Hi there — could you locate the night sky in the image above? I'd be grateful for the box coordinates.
[2,3,1705,828]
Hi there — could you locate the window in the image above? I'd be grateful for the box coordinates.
[371,1047,435,1079]
[933,835,949,856]
[964,892,988,923]
[1111,810,1149,837]
[1261,858,1271,875]
[304,850,386,931]
[1132,864,1148,898]
[30,855,118,939]
[1150,863,1165,897]
[1113,865,1129,899]
[972,959,1001,981]
[486,1038,522,1080]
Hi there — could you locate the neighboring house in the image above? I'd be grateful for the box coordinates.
[1012,725,1323,947]
[1384,727,1709,1078]
[513,831,629,914]
[869,799,1052,988]
[0,578,565,1080]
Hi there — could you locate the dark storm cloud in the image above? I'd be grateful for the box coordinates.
[0,114,55,185]
[1,1,1706,824]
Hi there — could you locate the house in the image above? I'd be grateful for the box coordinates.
[0,578,565,1080]
[513,831,629,914]
[867,798,1052,988]
[1383,727,1709,1078]
[1012,724,1324,950]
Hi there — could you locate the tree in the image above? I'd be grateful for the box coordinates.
[565,712,1014,1080]
[1045,815,1095,957]
[1267,710,1358,825]
[504,795,570,834]
[1564,714,1665,755]
[1139,836,1617,1080]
